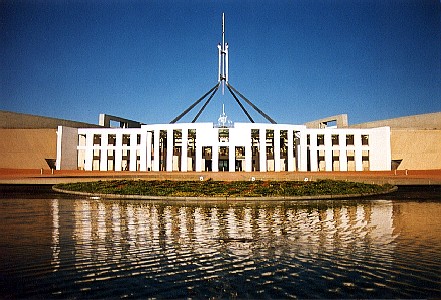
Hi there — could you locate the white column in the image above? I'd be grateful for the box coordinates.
[287,129,294,171]
[259,128,267,172]
[212,146,219,172]
[77,134,86,171]
[195,143,202,172]
[245,145,252,172]
[298,130,308,171]
[115,133,123,171]
[84,133,94,171]
[324,133,333,171]
[129,133,137,171]
[100,133,108,171]
[310,132,318,172]
[153,129,160,171]
[339,133,347,171]
[229,146,235,172]
[355,133,363,171]
[274,129,281,172]
[369,127,391,171]
[146,131,152,171]
[57,126,80,171]
[181,129,188,172]
[139,131,147,171]
[166,129,173,172]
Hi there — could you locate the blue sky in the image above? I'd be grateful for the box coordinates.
[1,0,440,125]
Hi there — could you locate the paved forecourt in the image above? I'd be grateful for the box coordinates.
[1,169,441,186]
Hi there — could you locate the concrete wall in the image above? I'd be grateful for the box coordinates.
[351,112,441,129]
[0,110,99,129]
[0,129,57,169]
[305,114,348,128]
[350,111,441,170]
[98,114,144,128]
[391,129,441,170]
[56,126,79,170]
[369,127,392,171]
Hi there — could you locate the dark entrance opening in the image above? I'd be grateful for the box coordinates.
[219,160,229,172]
[205,160,212,171]
[235,160,242,171]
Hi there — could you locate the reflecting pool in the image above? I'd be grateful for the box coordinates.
[0,185,440,298]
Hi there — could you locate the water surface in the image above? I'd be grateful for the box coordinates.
[0,185,440,298]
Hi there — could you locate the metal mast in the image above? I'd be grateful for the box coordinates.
[218,13,229,94]
[170,13,276,124]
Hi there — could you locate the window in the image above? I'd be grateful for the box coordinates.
[93,134,101,145]
[123,134,131,146]
[108,134,116,146]
[362,135,369,145]
[317,134,324,145]
[218,129,229,142]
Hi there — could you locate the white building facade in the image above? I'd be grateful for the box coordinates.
[56,123,391,172]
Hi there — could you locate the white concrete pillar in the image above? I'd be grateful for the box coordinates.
[287,129,294,172]
[100,133,108,171]
[56,126,79,171]
[274,129,281,172]
[84,133,94,171]
[146,131,152,171]
[310,132,318,172]
[259,128,267,172]
[139,131,147,171]
[299,130,308,171]
[212,146,219,172]
[339,133,347,171]
[195,143,202,172]
[115,133,123,171]
[229,146,235,172]
[181,129,188,172]
[153,129,160,171]
[324,133,333,171]
[369,127,391,171]
[77,134,86,171]
[245,145,252,172]
[355,133,363,171]
[129,133,137,171]
[166,129,173,172]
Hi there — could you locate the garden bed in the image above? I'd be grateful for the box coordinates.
[53,179,396,200]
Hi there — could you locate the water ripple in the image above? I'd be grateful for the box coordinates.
[1,198,441,298]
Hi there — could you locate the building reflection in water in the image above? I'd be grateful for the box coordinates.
[51,199,60,271]
[57,200,396,271]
